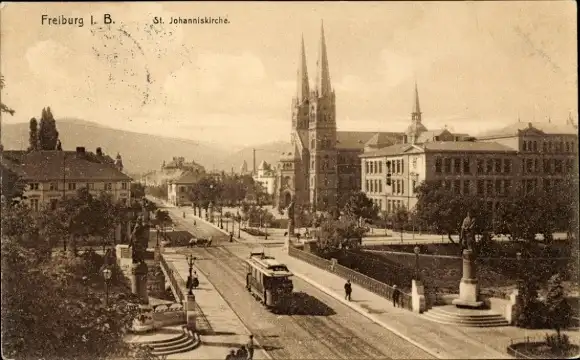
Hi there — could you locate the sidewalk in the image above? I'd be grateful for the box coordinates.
[162,251,270,360]
[264,247,516,359]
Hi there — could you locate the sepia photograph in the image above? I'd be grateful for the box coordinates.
[0,1,578,359]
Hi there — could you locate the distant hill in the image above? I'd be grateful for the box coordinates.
[1,118,230,174]
[214,140,291,173]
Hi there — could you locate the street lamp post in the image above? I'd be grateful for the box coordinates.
[413,246,420,280]
[102,267,112,307]
[237,211,241,239]
[516,252,522,283]
[186,254,197,295]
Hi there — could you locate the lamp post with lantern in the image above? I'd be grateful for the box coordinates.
[102,267,112,307]
[413,246,420,280]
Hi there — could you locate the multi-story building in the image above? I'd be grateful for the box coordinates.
[361,119,578,213]
[167,170,205,206]
[253,160,276,195]
[273,26,465,212]
[2,147,131,211]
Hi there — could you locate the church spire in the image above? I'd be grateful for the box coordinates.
[296,35,310,101]
[316,21,332,96]
[412,81,422,122]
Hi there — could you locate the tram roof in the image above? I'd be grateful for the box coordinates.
[246,253,293,277]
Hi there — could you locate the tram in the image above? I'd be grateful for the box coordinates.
[245,251,294,312]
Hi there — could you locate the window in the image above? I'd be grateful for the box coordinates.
[453,158,461,173]
[554,159,563,173]
[543,179,551,191]
[29,183,39,191]
[401,159,405,173]
[411,180,417,193]
[463,159,470,174]
[121,182,128,190]
[49,183,57,191]
[477,159,484,174]
[453,180,461,194]
[485,180,493,195]
[396,160,401,174]
[463,180,470,195]
[68,182,76,191]
[495,179,502,195]
[526,159,533,173]
[370,162,374,174]
[486,160,493,174]
[378,180,382,193]
[444,158,451,173]
[30,199,39,211]
[533,141,538,152]
[365,180,369,192]
[50,199,58,210]
[378,161,382,173]
[504,180,512,195]
[105,183,113,191]
[435,158,442,173]
[494,159,501,173]
[477,180,485,195]
[503,159,512,174]
[543,159,550,173]
[401,181,405,195]
[543,142,548,153]
[523,141,527,151]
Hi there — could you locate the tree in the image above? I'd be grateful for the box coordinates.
[131,183,146,199]
[317,216,366,255]
[38,106,60,150]
[545,273,572,337]
[342,191,379,222]
[1,238,156,359]
[0,164,26,205]
[414,181,490,243]
[155,209,172,229]
[390,206,410,232]
[28,118,39,151]
[0,74,16,116]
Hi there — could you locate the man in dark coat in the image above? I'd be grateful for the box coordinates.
[392,284,401,307]
[344,280,352,301]
[246,335,255,360]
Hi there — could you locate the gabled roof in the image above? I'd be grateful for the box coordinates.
[1,150,131,182]
[336,131,405,150]
[172,170,204,184]
[364,132,403,148]
[476,121,578,139]
[359,143,415,158]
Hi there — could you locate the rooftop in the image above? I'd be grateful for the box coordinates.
[2,150,131,182]
[476,121,578,139]
[337,131,405,150]
[360,141,516,158]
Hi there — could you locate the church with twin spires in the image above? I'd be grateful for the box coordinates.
[274,23,469,212]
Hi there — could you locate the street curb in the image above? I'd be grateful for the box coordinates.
[190,261,274,360]
[289,270,444,359]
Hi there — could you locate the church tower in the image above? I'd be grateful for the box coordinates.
[406,81,428,144]
[308,22,338,211]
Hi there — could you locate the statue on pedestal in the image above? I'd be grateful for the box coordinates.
[460,211,476,251]
[286,199,295,236]
[129,216,148,264]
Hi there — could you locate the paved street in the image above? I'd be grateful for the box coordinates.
[160,202,434,359]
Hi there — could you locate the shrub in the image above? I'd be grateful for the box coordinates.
[242,228,267,236]
[545,333,571,354]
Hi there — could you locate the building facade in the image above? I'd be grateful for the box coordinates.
[360,121,578,214]
[253,161,276,195]
[2,147,131,211]
[167,170,205,206]
[274,25,467,212]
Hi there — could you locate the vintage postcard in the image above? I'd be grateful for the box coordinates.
[1,2,578,360]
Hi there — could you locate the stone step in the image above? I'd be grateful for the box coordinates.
[140,328,187,345]
[151,335,193,352]
[426,309,506,321]
[422,306,510,327]
[151,336,197,356]
[423,316,510,327]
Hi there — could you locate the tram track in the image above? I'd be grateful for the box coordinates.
[166,205,433,359]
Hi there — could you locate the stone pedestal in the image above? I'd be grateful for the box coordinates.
[132,303,154,333]
[131,262,150,304]
[411,279,426,313]
[184,294,197,332]
[452,249,484,308]
[116,244,132,276]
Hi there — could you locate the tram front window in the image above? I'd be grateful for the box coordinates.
[267,276,292,290]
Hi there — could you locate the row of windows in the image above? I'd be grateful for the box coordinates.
[523,140,576,153]
[311,156,335,171]
[310,138,333,150]
[371,198,383,210]
[364,159,406,175]
[386,200,406,213]
[522,158,574,174]
[366,179,383,193]
[28,196,128,212]
[29,182,122,191]
[434,158,514,175]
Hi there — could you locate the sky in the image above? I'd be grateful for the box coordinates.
[0,1,577,149]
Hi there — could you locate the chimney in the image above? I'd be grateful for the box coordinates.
[76,147,86,154]
[96,147,103,156]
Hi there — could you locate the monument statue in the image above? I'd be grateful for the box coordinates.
[129,215,148,264]
[286,198,295,239]
[460,211,476,251]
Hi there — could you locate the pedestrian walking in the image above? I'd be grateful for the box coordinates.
[183,211,186,218]
[230,232,234,242]
[194,220,197,226]
[344,280,352,301]
[392,284,401,307]
[246,335,255,360]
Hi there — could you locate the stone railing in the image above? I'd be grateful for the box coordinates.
[289,246,413,311]
[159,255,184,303]
[152,303,184,313]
